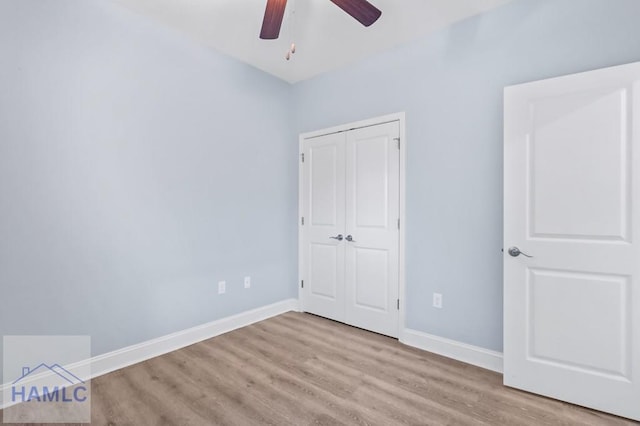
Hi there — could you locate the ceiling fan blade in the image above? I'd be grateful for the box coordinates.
[260,0,288,40]
[329,0,382,27]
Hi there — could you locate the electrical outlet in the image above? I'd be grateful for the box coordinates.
[433,293,443,309]
[218,281,226,295]
[244,276,251,289]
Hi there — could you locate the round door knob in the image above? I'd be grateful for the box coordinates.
[346,235,355,242]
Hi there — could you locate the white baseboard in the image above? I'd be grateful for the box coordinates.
[89,298,299,379]
[401,328,503,373]
[1,298,299,409]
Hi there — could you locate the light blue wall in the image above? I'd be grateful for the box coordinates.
[294,0,640,351]
[3,0,640,379]
[0,0,297,381]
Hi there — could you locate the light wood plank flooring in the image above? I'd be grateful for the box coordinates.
[2,312,638,425]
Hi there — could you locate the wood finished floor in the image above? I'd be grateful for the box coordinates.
[2,312,638,425]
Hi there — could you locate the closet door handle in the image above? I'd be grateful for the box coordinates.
[330,234,344,241]
[345,235,356,242]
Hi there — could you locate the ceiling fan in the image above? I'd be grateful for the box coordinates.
[260,0,382,40]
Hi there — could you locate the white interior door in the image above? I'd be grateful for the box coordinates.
[345,122,400,337]
[504,61,640,421]
[301,120,400,338]
[301,132,346,323]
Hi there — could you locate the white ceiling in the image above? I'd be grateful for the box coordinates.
[112,0,513,83]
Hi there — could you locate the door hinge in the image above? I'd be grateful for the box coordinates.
[397,218,400,230]
[301,217,305,226]
[301,153,305,163]
[301,280,304,289]
[394,137,400,150]
[397,299,400,310]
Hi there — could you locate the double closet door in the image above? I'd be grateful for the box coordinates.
[300,121,400,338]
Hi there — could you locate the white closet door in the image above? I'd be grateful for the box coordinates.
[301,132,346,322]
[301,121,400,337]
[344,122,400,337]
[504,61,640,421]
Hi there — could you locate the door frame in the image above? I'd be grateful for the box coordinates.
[298,112,407,337]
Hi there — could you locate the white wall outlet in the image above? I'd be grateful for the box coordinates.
[244,276,251,289]
[433,293,443,309]
[218,280,226,295]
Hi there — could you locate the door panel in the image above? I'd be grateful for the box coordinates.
[302,133,346,322]
[310,145,340,226]
[504,61,640,421]
[354,247,389,311]
[345,122,400,337]
[309,243,339,299]
[529,89,629,240]
[354,137,389,227]
[527,269,630,378]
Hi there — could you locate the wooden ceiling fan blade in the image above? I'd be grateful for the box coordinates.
[329,0,382,27]
[260,0,288,39]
